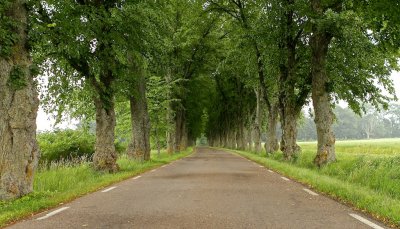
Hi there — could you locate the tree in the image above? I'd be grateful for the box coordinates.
[32,0,132,172]
[309,1,398,166]
[0,0,39,200]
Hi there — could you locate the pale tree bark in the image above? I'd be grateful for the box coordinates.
[265,104,279,154]
[92,96,119,172]
[0,0,39,200]
[311,0,337,166]
[126,76,151,161]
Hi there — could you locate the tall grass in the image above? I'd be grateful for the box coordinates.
[0,149,193,227]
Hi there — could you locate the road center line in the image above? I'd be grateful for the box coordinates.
[101,187,116,193]
[132,176,141,180]
[349,214,384,229]
[36,207,69,220]
[281,177,290,181]
[303,188,319,196]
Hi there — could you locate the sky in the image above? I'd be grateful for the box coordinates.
[36,71,400,131]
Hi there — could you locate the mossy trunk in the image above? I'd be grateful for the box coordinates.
[92,97,119,172]
[126,88,151,161]
[0,0,39,200]
[311,0,336,166]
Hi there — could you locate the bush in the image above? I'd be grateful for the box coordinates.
[38,130,96,164]
[38,129,128,164]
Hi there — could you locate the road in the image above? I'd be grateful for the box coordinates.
[9,147,386,229]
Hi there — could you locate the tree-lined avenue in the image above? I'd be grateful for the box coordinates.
[8,148,385,229]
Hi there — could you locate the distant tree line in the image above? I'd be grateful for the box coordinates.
[298,104,400,141]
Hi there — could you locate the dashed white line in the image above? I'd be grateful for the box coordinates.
[303,188,319,196]
[36,207,70,220]
[349,214,384,229]
[132,175,141,180]
[101,187,116,193]
[281,177,290,181]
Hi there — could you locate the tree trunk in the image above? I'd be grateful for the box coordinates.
[245,126,252,151]
[92,97,119,172]
[280,106,301,160]
[0,1,39,200]
[180,121,188,151]
[126,88,151,161]
[265,104,279,154]
[311,0,336,166]
[154,124,161,157]
[126,59,151,161]
[227,130,235,149]
[254,88,262,153]
[222,131,228,148]
[166,104,175,154]
[174,109,184,153]
[237,122,245,150]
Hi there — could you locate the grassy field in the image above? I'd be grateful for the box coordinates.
[224,139,400,228]
[0,148,193,227]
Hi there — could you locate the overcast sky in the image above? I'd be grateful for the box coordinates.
[36,71,400,131]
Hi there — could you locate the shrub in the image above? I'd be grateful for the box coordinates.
[37,130,96,164]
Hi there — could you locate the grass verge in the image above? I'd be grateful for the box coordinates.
[217,147,400,228]
[0,148,193,227]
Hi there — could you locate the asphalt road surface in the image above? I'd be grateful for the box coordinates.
[9,147,386,229]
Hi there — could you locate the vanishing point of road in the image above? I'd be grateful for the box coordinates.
[9,148,386,229]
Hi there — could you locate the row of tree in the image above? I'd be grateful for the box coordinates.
[0,0,399,200]
[1,0,217,200]
[205,0,399,163]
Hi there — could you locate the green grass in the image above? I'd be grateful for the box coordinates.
[219,139,400,228]
[0,148,193,227]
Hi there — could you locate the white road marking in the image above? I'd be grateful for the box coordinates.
[268,170,274,173]
[259,165,264,168]
[132,176,141,180]
[303,188,319,196]
[101,187,116,193]
[36,207,69,220]
[281,177,290,181]
[150,169,156,172]
[349,214,384,229]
